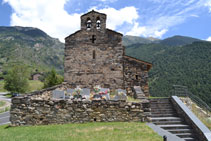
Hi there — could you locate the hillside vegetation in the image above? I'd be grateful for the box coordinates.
[126,38,211,106]
[0,26,64,75]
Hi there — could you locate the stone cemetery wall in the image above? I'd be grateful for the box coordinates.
[10,96,150,126]
[123,56,150,97]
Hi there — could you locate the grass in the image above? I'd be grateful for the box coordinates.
[28,80,44,92]
[190,103,211,130]
[0,80,7,92]
[0,80,44,93]
[0,106,10,113]
[0,101,6,107]
[0,122,162,141]
[127,96,140,102]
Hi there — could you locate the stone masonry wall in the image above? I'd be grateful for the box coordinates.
[10,96,150,126]
[64,29,124,89]
[123,58,150,97]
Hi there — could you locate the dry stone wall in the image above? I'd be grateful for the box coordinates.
[123,57,150,97]
[10,96,150,126]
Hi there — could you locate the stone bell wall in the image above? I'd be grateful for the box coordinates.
[10,96,150,126]
[123,57,150,97]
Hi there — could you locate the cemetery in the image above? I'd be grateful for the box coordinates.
[9,10,211,140]
[10,84,150,125]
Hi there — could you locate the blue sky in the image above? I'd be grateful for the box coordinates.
[0,0,211,42]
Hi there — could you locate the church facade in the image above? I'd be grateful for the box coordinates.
[64,10,152,96]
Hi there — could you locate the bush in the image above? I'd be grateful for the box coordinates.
[43,69,63,88]
[4,65,29,93]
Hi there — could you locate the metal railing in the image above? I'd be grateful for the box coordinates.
[171,85,211,113]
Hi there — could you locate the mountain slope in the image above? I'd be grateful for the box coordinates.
[123,35,160,46]
[0,26,64,74]
[160,35,201,46]
[126,41,211,106]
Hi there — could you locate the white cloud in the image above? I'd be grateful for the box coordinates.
[207,36,211,41]
[205,0,211,12]
[126,22,168,38]
[3,0,81,42]
[98,0,117,2]
[94,7,139,30]
[190,14,199,18]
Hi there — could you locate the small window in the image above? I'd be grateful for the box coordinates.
[135,75,138,80]
[86,18,92,30]
[96,17,101,30]
[93,50,96,59]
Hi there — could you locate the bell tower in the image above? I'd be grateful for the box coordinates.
[80,10,107,31]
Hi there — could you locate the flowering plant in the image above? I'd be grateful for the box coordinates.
[93,85,101,94]
[74,86,83,95]
[118,91,125,96]
[99,89,110,95]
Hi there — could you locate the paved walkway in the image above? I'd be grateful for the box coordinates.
[146,123,185,141]
[0,111,10,125]
[0,92,11,125]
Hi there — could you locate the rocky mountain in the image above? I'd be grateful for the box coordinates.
[0,26,64,74]
[122,35,160,46]
[159,35,201,46]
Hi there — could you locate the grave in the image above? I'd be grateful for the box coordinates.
[114,89,127,100]
[52,90,65,99]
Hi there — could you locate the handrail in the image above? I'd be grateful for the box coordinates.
[171,85,211,113]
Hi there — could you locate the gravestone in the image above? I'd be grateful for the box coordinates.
[52,90,65,99]
[82,88,90,99]
[114,89,127,100]
[100,88,110,100]
[133,86,144,94]
[67,89,74,95]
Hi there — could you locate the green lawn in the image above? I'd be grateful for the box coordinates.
[0,122,162,141]
[0,80,44,93]
[28,80,44,92]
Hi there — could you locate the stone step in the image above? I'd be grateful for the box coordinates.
[151,110,175,113]
[175,133,194,138]
[168,129,193,134]
[183,137,196,141]
[153,120,184,125]
[150,101,171,104]
[151,109,175,112]
[151,104,173,108]
[149,98,170,102]
[160,124,190,130]
[150,104,172,107]
[151,117,181,122]
[151,113,177,117]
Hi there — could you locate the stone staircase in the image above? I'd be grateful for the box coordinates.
[133,86,146,99]
[150,98,197,141]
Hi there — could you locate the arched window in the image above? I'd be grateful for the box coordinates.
[96,17,101,30]
[86,18,92,30]
[93,50,96,59]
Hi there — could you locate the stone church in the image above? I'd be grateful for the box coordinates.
[64,10,152,96]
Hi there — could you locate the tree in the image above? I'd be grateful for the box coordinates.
[43,69,64,88]
[4,65,29,93]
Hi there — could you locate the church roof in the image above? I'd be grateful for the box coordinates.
[123,55,152,71]
[106,29,123,36]
[81,10,106,17]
